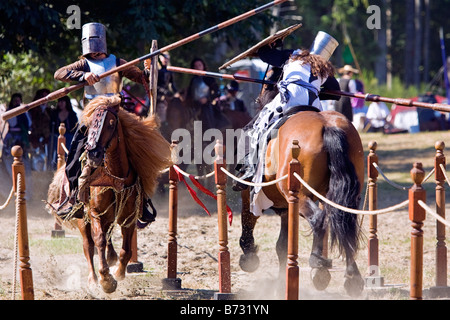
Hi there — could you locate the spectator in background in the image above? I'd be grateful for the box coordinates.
[222,80,247,113]
[185,57,220,131]
[148,51,179,133]
[334,65,359,122]
[49,96,79,169]
[157,51,178,102]
[29,88,52,170]
[2,93,33,196]
[3,93,30,152]
[366,101,390,132]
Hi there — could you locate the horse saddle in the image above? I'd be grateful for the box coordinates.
[266,105,320,143]
[253,104,320,192]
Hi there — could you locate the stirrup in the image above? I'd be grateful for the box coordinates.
[137,198,157,229]
[56,203,84,220]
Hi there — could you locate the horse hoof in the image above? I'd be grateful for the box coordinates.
[344,275,364,297]
[100,276,118,293]
[309,253,332,269]
[113,267,126,281]
[239,252,260,273]
[310,267,331,291]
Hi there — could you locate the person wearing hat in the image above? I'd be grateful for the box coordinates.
[156,51,178,101]
[53,22,156,228]
[223,80,247,112]
[233,31,341,191]
[334,65,360,122]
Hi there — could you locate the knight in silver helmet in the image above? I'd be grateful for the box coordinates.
[81,22,107,56]
[309,31,339,61]
[55,22,150,105]
[53,22,156,228]
[233,30,342,192]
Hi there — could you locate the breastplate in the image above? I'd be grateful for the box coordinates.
[85,54,122,99]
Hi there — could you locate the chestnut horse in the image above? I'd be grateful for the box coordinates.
[47,96,171,293]
[239,110,365,297]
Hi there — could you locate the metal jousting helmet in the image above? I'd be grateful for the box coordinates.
[81,22,107,56]
[309,31,339,61]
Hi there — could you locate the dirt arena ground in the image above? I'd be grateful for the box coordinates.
[1,132,450,300]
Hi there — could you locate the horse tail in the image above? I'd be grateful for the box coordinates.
[322,126,361,259]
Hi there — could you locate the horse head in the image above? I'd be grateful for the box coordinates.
[85,104,119,167]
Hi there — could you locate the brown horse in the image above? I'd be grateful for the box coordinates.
[238,110,365,297]
[47,96,171,293]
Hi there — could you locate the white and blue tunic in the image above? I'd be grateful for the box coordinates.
[247,51,328,173]
[247,50,329,216]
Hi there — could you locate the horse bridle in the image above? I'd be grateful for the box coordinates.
[85,105,119,156]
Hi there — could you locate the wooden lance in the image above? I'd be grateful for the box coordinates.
[166,66,275,85]
[324,90,450,113]
[2,0,288,121]
[166,65,450,113]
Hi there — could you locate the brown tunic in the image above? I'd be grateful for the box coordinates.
[54,56,148,85]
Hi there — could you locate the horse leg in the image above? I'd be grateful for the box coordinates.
[239,189,260,272]
[343,251,364,297]
[114,224,135,281]
[274,208,288,279]
[106,242,118,267]
[303,198,332,291]
[91,213,117,293]
[77,219,97,287]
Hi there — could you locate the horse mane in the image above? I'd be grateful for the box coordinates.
[119,108,172,196]
[80,96,173,196]
[79,95,121,126]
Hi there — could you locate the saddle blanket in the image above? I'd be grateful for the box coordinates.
[250,105,319,216]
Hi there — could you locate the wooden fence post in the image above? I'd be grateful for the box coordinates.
[366,141,384,287]
[409,162,426,300]
[214,140,233,300]
[430,141,450,298]
[286,140,300,300]
[162,141,182,290]
[52,123,66,238]
[12,146,34,300]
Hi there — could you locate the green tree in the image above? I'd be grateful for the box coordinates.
[0,0,276,103]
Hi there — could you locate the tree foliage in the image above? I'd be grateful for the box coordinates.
[1,0,450,104]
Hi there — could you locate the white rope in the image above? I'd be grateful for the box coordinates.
[220,167,288,187]
[194,170,215,180]
[12,172,22,300]
[372,162,434,191]
[171,165,216,180]
[372,162,408,191]
[418,200,450,228]
[173,165,194,178]
[423,167,435,183]
[160,167,170,174]
[293,172,409,215]
[160,166,215,178]
[439,164,450,186]
[61,142,69,155]
[0,186,14,210]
